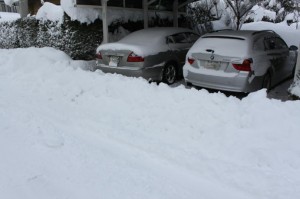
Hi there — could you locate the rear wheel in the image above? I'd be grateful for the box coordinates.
[162,63,177,84]
[262,72,272,92]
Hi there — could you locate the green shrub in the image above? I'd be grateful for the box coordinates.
[62,15,103,60]
[0,21,19,49]
[261,16,274,23]
[15,16,39,48]
[0,14,103,60]
[244,18,254,24]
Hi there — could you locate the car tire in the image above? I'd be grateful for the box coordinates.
[186,81,192,87]
[162,63,177,85]
[262,72,272,92]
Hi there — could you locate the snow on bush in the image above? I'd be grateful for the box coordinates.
[246,5,276,22]
[0,21,18,49]
[36,2,64,23]
[60,0,100,24]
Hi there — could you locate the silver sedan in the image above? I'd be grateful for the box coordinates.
[183,30,298,92]
[96,27,199,84]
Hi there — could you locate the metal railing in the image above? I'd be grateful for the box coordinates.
[0,2,19,13]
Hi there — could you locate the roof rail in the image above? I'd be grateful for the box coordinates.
[252,30,276,35]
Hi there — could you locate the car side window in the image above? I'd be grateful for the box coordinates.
[264,36,276,50]
[171,33,189,44]
[275,37,288,50]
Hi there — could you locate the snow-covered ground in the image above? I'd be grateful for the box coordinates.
[1,2,300,197]
[1,47,300,199]
[0,11,20,22]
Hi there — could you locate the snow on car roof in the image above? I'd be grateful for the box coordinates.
[97,27,194,57]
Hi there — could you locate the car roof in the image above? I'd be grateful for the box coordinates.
[202,30,277,40]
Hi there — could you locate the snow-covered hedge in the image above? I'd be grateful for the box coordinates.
[0,21,18,49]
[16,17,39,48]
[0,14,103,60]
[0,13,181,60]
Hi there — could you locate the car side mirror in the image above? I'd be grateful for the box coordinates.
[289,45,298,51]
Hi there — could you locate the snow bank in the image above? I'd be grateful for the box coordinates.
[1,47,300,199]
[0,12,20,22]
[36,2,64,23]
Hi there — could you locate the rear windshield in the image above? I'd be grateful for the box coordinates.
[195,36,248,56]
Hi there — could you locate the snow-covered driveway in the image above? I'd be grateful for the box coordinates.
[1,47,300,199]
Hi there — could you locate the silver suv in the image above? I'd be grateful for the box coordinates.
[183,30,298,92]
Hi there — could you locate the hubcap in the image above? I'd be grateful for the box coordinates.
[164,65,176,84]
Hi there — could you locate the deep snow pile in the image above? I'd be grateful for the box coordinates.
[1,47,300,199]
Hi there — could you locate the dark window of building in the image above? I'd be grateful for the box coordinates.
[108,0,123,7]
[76,0,101,6]
[125,0,142,8]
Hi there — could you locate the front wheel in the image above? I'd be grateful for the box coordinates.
[162,63,177,84]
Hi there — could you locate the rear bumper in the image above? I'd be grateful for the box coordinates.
[96,62,164,81]
[183,66,264,93]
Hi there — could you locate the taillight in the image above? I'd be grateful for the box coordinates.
[188,57,195,65]
[232,59,252,71]
[96,52,102,59]
[127,52,144,62]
